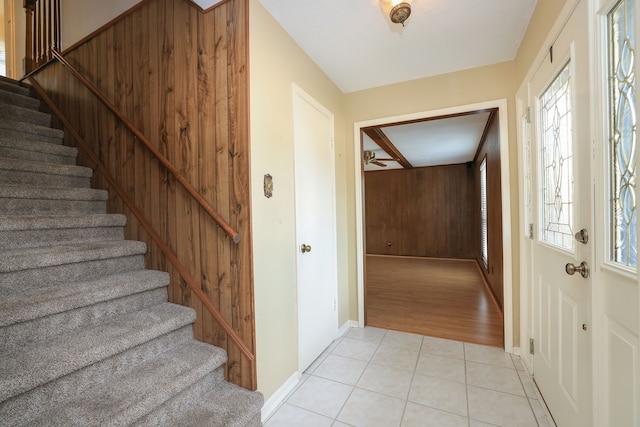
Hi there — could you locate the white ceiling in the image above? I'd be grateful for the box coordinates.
[258,0,537,169]
[258,0,537,93]
[363,112,492,171]
[191,0,224,10]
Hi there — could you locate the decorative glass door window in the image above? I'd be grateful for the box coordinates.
[608,0,637,268]
[539,62,574,251]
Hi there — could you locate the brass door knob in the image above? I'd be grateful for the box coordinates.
[301,244,312,253]
[565,261,589,278]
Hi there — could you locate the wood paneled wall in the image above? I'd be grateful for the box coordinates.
[32,0,255,389]
[365,163,476,258]
[475,115,503,307]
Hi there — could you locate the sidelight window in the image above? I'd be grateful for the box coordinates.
[608,0,637,269]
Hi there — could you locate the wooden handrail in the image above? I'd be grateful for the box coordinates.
[28,76,255,363]
[49,48,241,244]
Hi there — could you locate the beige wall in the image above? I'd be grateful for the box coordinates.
[514,0,570,87]
[249,0,349,401]
[61,0,141,49]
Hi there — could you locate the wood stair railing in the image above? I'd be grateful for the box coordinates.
[24,0,60,73]
[26,51,256,385]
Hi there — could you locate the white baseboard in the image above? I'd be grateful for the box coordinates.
[512,346,521,356]
[260,371,301,423]
[338,320,358,337]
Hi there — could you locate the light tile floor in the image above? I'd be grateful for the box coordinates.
[264,327,555,427]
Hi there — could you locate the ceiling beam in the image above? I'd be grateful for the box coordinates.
[376,108,498,129]
[363,127,413,169]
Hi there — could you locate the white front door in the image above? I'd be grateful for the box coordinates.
[592,0,639,425]
[292,84,338,372]
[529,1,593,425]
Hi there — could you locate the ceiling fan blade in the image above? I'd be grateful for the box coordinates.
[371,160,387,167]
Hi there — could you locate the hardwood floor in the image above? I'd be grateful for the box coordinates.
[365,255,504,347]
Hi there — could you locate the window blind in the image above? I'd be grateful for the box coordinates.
[480,157,488,267]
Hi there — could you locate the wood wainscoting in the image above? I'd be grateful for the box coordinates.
[366,254,503,347]
[365,163,476,259]
[31,0,255,389]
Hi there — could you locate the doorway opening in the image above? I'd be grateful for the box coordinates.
[353,99,514,352]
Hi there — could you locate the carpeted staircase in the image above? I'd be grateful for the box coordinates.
[0,76,263,426]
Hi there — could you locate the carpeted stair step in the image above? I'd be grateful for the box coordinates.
[0,326,196,426]
[0,103,51,127]
[0,78,31,97]
[0,157,92,188]
[0,272,170,351]
[0,88,41,110]
[0,137,77,165]
[0,214,127,250]
[0,118,64,144]
[0,185,107,215]
[0,270,169,326]
[0,240,147,291]
[135,375,264,427]
[0,302,198,403]
[23,341,227,427]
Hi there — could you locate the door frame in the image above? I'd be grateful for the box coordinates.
[353,99,514,353]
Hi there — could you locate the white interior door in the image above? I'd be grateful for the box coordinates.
[529,1,593,426]
[592,0,639,425]
[292,84,338,372]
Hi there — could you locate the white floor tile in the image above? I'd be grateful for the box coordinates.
[401,402,468,427]
[306,352,330,374]
[314,354,368,385]
[370,344,419,372]
[421,336,465,359]
[265,403,334,427]
[332,337,379,361]
[356,363,413,399]
[325,337,344,353]
[287,376,354,419]
[464,343,514,368]
[380,330,424,351]
[512,354,527,371]
[529,398,556,427]
[469,420,500,427]
[517,369,538,398]
[337,388,405,427]
[415,353,466,383]
[466,361,525,396]
[467,385,538,427]
[275,328,545,427]
[346,327,387,344]
[408,374,468,417]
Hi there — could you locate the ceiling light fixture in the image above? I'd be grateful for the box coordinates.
[381,0,412,26]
